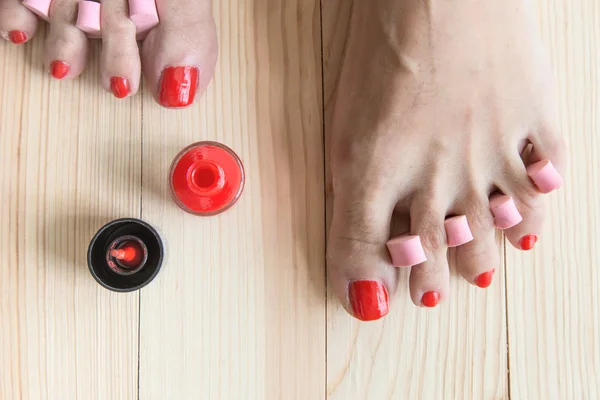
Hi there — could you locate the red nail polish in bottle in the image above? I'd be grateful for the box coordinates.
[169,141,245,216]
[87,218,164,292]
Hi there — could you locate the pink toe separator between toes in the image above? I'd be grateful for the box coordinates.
[490,194,523,229]
[527,159,563,194]
[76,1,101,38]
[386,235,427,267]
[129,0,159,37]
[22,0,51,21]
[73,0,159,39]
[444,215,473,247]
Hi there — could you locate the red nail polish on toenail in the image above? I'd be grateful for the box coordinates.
[110,77,130,99]
[50,61,69,79]
[348,281,389,321]
[421,291,440,307]
[519,234,538,251]
[158,66,199,108]
[8,31,27,44]
[474,269,495,288]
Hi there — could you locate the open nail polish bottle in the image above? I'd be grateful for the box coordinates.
[87,218,164,292]
[169,141,245,216]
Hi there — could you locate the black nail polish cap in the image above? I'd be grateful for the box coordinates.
[87,218,164,292]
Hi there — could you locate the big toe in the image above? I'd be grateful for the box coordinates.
[327,197,398,322]
[141,0,217,108]
[0,0,39,45]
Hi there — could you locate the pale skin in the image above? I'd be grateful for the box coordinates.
[0,0,567,320]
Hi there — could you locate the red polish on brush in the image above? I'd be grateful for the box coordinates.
[106,235,147,275]
[169,141,245,216]
[110,240,144,268]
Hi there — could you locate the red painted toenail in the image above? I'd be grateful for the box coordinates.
[348,281,389,321]
[50,61,69,79]
[519,234,538,251]
[8,30,27,44]
[110,77,130,99]
[421,291,440,307]
[158,66,199,108]
[474,269,495,288]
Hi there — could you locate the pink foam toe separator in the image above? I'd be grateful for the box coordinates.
[489,194,523,229]
[386,235,427,267]
[527,159,563,194]
[444,215,473,247]
[22,0,51,21]
[129,0,159,34]
[76,1,101,36]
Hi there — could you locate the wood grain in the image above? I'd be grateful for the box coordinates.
[0,35,139,399]
[1,0,598,398]
[137,1,325,399]
[505,0,600,398]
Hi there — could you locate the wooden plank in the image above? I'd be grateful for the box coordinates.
[0,35,140,399]
[506,0,600,398]
[137,1,325,398]
[322,2,508,399]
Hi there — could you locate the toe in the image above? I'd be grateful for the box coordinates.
[502,186,545,251]
[100,0,141,98]
[327,197,397,322]
[140,0,217,108]
[453,195,500,288]
[496,158,546,251]
[0,0,39,44]
[44,0,89,79]
[527,123,568,177]
[408,195,449,307]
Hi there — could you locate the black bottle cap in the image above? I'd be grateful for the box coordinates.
[87,218,164,292]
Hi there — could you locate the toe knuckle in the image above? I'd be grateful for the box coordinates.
[102,17,136,37]
[419,225,446,251]
[518,191,544,216]
[467,207,493,233]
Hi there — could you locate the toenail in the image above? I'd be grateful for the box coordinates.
[474,269,495,288]
[444,215,474,247]
[386,235,427,267]
[519,234,538,251]
[110,77,131,99]
[50,61,70,80]
[158,66,199,108]
[421,291,440,308]
[348,280,389,321]
[489,194,523,229]
[8,31,27,45]
[526,160,563,194]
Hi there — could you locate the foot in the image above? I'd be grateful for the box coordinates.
[327,0,567,321]
[0,0,217,108]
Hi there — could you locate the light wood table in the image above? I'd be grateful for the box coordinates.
[1,0,598,398]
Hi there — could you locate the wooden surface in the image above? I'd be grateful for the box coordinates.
[0,0,597,399]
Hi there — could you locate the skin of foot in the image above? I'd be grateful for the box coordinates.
[327,0,567,321]
[0,0,217,108]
